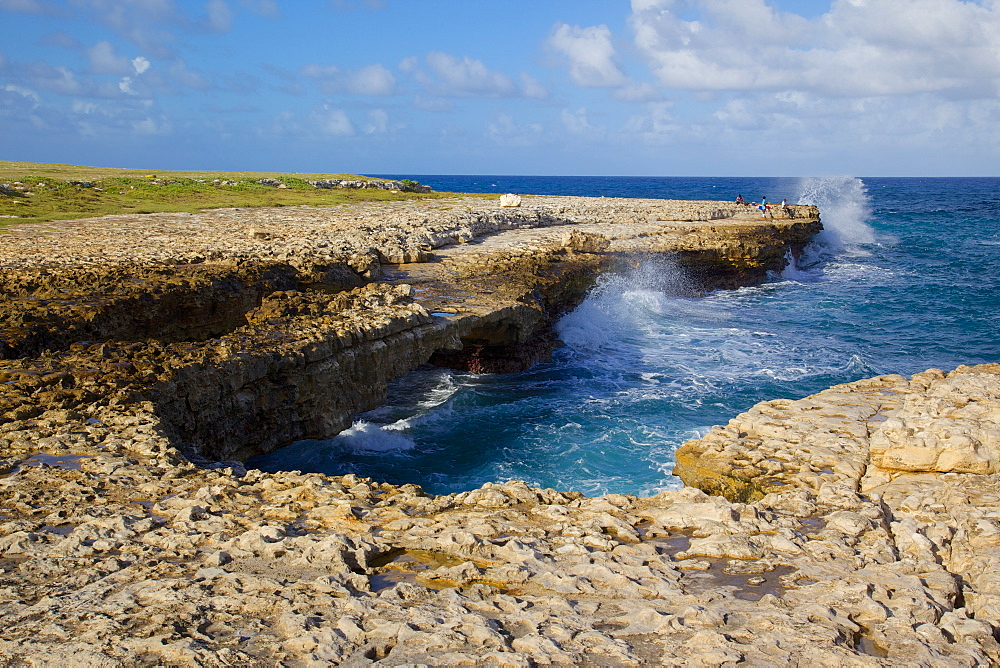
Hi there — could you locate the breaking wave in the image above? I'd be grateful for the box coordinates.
[250,176,1000,496]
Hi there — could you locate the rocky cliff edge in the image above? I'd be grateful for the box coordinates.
[3,196,997,665]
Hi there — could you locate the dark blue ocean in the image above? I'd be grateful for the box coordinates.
[250,176,1000,496]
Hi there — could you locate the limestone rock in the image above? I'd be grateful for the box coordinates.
[869,365,1000,474]
[499,193,521,207]
[27,195,1000,666]
[1,363,1000,665]
[561,229,611,253]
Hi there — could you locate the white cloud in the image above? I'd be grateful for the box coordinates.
[16,57,156,100]
[3,84,41,104]
[424,51,518,97]
[0,84,44,130]
[302,62,396,96]
[363,108,389,134]
[622,102,690,145]
[205,0,233,32]
[674,86,1000,167]
[398,56,419,73]
[39,64,84,95]
[623,102,679,140]
[347,64,395,95]
[405,52,545,99]
[519,72,548,99]
[301,63,339,79]
[826,0,988,50]
[614,81,660,103]
[712,95,811,137]
[0,66,184,143]
[561,107,604,136]
[629,0,663,12]
[87,40,130,74]
[132,115,170,135]
[72,99,98,114]
[611,0,1000,169]
[132,56,151,75]
[12,55,150,102]
[549,23,627,87]
[628,0,1000,98]
[487,113,544,147]
[311,105,354,136]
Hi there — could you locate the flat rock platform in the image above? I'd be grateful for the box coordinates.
[0,196,998,665]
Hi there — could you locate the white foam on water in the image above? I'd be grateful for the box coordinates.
[412,373,463,413]
[333,421,416,453]
[582,256,883,397]
[390,404,458,432]
[822,261,896,284]
[558,272,848,408]
[556,261,692,353]
[779,255,811,282]
[557,288,666,351]
[362,367,462,424]
[796,176,878,252]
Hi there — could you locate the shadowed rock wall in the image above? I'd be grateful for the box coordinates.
[0,196,821,463]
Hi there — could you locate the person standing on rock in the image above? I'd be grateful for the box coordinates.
[758,197,772,218]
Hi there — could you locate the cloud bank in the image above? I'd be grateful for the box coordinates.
[1,1,998,175]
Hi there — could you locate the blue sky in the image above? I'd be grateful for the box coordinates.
[2,0,999,176]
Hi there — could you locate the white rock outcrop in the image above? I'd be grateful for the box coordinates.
[7,197,995,665]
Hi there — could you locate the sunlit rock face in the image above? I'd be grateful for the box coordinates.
[674,364,1000,657]
[0,195,820,461]
[45,197,1000,668]
[1,366,999,665]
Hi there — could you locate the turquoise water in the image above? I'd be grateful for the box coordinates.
[249,176,1000,496]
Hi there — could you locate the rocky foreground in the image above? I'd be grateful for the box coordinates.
[1,195,998,665]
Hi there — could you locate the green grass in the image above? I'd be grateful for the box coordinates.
[0,161,462,229]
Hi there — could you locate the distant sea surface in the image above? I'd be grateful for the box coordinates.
[250,175,1000,496]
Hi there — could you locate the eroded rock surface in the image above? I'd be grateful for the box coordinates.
[674,364,1000,664]
[1,196,820,462]
[9,196,994,664]
[1,367,999,665]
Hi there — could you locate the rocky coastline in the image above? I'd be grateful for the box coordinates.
[1,195,998,665]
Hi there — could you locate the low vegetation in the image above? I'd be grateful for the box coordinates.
[0,161,451,229]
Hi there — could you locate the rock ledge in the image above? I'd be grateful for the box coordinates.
[11,198,996,664]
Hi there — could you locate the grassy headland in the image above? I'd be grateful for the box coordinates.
[0,161,457,229]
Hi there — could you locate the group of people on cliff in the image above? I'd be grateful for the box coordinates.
[735,194,787,218]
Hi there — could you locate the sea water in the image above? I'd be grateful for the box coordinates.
[249,176,1000,496]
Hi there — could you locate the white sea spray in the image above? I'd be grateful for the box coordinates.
[333,421,416,452]
[250,177,1000,497]
[796,176,877,250]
